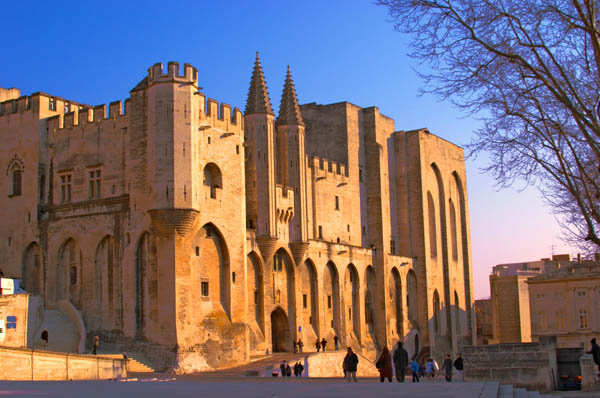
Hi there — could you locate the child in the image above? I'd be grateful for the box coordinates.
[410,359,420,382]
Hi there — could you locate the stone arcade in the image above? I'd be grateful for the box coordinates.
[0,54,475,372]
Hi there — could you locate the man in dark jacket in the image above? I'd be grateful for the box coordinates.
[343,347,359,382]
[393,341,409,382]
[587,338,600,373]
[454,353,464,382]
[441,354,453,382]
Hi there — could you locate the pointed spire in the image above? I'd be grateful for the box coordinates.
[276,65,304,126]
[245,52,274,115]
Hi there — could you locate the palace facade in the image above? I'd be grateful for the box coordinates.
[0,55,474,372]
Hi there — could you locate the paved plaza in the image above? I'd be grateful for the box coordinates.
[0,378,499,398]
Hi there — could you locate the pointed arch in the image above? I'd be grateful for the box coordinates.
[407,269,417,324]
[135,232,157,338]
[324,261,340,339]
[344,264,360,340]
[247,251,264,333]
[389,267,403,338]
[195,223,231,317]
[94,235,121,328]
[272,248,295,330]
[365,266,376,335]
[427,191,437,259]
[449,199,458,261]
[22,242,43,295]
[57,238,82,308]
[270,306,290,352]
[431,163,451,335]
[453,171,473,335]
[301,258,318,333]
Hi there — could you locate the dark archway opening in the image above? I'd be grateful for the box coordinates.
[271,307,290,352]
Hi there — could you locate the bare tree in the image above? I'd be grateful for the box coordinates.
[376,0,600,252]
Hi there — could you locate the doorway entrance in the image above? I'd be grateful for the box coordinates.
[271,307,290,352]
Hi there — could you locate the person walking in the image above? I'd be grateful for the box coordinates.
[297,361,304,377]
[293,339,298,353]
[343,347,359,382]
[587,338,600,374]
[297,339,303,353]
[321,337,327,351]
[93,335,99,355]
[393,341,409,382]
[426,358,435,379]
[454,353,464,382]
[280,360,287,378]
[442,354,453,382]
[410,358,420,382]
[376,346,394,382]
[334,335,339,350]
[315,338,321,352]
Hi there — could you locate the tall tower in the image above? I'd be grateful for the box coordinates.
[276,66,308,245]
[244,53,277,244]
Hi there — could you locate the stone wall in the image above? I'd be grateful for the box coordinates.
[463,338,558,392]
[0,346,126,380]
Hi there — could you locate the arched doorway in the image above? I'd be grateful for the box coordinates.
[22,243,43,295]
[344,264,360,340]
[271,307,290,352]
[57,238,82,308]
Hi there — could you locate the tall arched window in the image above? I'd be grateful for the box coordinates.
[203,163,222,199]
[11,164,22,196]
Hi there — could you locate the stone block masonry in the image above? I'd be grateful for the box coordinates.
[0,55,474,372]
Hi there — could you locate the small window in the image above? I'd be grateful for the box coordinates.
[336,237,340,244]
[347,224,350,232]
[335,196,339,210]
[327,295,332,309]
[577,291,586,297]
[70,266,77,285]
[232,272,236,283]
[195,246,199,256]
[236,145,239,154]
[254,290,259,305]
[359,168,363,182]
[11,165,22,196]
[207,136,211,144]
[303,294,308,309]
[64,102,70,113]
[201,281,209,297]
[578,310,588,329]
[40,175,46,201]
[49,98,56,111]
[349,308,352,320]
[318,226,323,239]
[390,240,396,255]
[88,169,101,199]
[60,173,72,203]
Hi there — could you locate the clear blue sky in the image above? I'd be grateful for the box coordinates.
[0,1,577,298]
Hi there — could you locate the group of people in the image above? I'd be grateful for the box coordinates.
[408,353,463,382]
[314,336,340,352]
[277,360,304,377]
[293,339,304,353]
[343,341,464,383]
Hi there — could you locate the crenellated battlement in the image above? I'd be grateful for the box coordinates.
[147,61,198,87]
[47,98,129,132]
[309,155,349,180]
[195,93,244,134]
[0,95,33,117]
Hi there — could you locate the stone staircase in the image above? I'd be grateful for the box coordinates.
[101,352,157,373]
[499,384,541,398]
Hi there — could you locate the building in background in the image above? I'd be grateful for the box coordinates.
[528,260,600,348]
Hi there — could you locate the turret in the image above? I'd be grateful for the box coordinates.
[244,53,277,241]
[276,66,308,250]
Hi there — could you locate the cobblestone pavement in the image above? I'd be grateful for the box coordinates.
[0,378,497,398]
